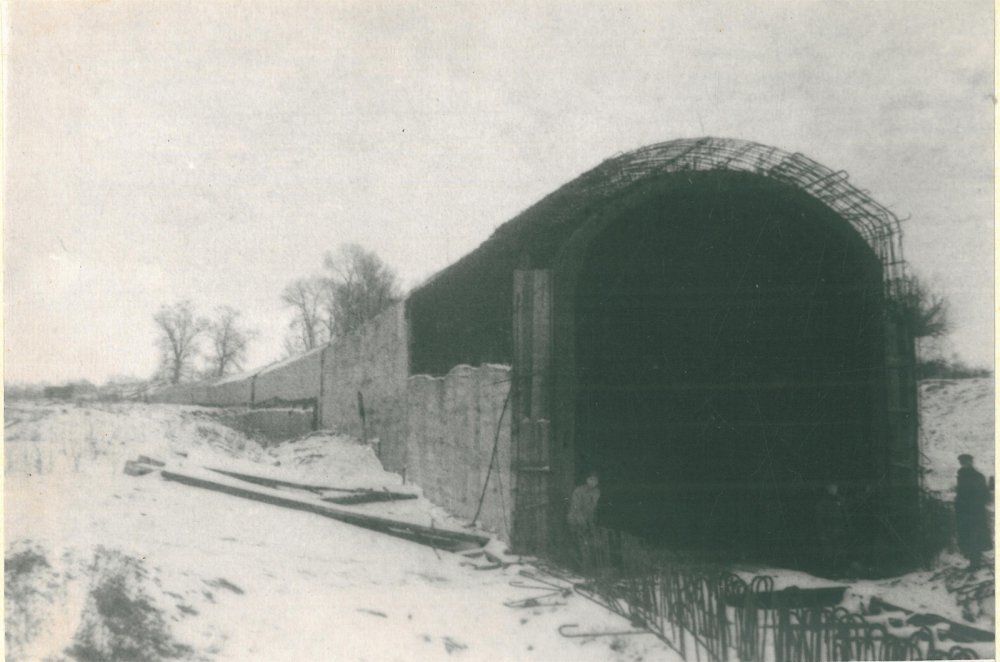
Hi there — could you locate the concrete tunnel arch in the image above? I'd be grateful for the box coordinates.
[405,137,919,571]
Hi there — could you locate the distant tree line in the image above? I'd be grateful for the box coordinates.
[152,303,256,385]
[890,273,991,379]
[148,242,400,386]
[5,377,152,402]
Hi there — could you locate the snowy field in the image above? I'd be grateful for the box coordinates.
[4,402,675,661]
[4,378,994,660]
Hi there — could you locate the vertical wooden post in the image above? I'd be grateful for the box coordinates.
[880,314,920,563]
[511,269,554,554]
[316,345,327,429]
[357,391,368,446]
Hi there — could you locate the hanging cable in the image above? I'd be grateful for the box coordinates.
[471,386,512,527]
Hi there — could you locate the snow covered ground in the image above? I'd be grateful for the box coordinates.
[919,377,995,498]
[4,378,994,660]
[5,402,676,661]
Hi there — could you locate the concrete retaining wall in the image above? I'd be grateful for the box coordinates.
[148,381,212,404]
[254,346,325,405]
[320,303,409,471]
[236,409,315,443]
[147,347,325,410]
[202,373,254,407]
[406,364,512,541]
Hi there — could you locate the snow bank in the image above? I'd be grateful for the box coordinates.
[920,377,995,497]
[265,432,394,488]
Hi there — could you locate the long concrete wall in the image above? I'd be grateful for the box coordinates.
[201,372,254,407]
[319,303,409,471]
[148,381,213,404]
[147,346,326,409]
[236,409,315,443]
[406,364,513,540]
[254,346,325,405]
[146,301,515,541]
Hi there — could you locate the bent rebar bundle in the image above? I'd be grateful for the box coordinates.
[573,528,986,662]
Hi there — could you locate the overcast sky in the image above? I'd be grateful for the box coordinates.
[5,0,993,385]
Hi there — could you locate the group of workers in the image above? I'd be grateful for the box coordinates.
[567,454,993,575]
[816,453,993,575]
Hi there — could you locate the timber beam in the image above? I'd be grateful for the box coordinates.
[150,465,489,553]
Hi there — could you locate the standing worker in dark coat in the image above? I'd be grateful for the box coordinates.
[567,471,601,571]
[955,454,992,570]
[816,482,849,576]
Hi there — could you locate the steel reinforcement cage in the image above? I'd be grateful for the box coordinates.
[559,137,907,298]
[407,136,910,377]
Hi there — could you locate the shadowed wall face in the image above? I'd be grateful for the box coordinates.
[573,179,884,564]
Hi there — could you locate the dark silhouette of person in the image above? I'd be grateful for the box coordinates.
[955,454,992,570]
[816,482,849,576]
[567,470,601,571]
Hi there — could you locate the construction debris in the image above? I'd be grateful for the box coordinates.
[204,466,364,493]
[321,491,417,505]
[204,464,418,503]
[869,597,994,643]
[128,458,490,553]
[123,460,156,477]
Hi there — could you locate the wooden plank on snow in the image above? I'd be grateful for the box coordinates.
[159,467,489,552]
[322,491,417,505]
[205,466,368,493]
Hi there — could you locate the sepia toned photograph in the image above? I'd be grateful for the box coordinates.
[4,1,994,660]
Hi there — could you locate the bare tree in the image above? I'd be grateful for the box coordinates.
[153,301,207,385]
[280,276,328,354]
[322,244,401,340]
[894,274,950,339]
[206,306,256,378]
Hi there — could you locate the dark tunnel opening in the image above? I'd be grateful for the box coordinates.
[573,177,886,569]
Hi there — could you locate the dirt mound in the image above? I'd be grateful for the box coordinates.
[5,542,205,661]
[67,547,193,661]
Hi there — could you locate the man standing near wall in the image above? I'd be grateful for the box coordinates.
[567,470,601,572]
[955,454,992,570]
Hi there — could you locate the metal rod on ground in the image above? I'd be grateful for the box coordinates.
[558,624,649,638]
[321,492,416,505]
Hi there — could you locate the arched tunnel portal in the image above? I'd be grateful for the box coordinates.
[550,171,886,567]
[405,138,918,571]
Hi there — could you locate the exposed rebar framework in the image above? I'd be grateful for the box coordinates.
[556,137,907,297]
[405,136,920,565]
[408,136,909,376]
[557,527,990,662]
